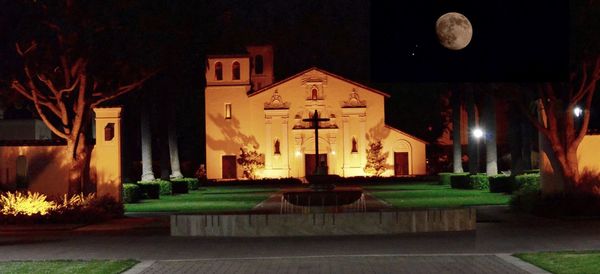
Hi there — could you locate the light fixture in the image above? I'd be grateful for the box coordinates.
[472,128,484,139]
[574,106,583,118]
[295,150,302,157]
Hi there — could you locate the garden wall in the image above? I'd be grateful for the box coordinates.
[578,134,600,173]
[0,141,98,197]
[171,208,476,237]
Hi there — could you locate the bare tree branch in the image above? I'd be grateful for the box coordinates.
[91,72,155,107]
[15,41,37,56]
[57,76,80,98]
[37,73,60,97]
[31,89,68,139]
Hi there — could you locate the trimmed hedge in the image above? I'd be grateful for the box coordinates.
[450,173,489,190]
[489,175,513,193]
[514,173,540,191]
[172,178,199,190]
[440,172,469,186]
[200,176,437,187]
[138,183,160,199]
[469,174,489,190]
[450,174,471,189]
[171,180,189,194]
[138,180,172,195]
[122,183,141,203]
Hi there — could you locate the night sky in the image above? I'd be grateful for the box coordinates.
[371,0,569,82]
[0,0,588,173]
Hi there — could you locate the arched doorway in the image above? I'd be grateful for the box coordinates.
[301,137,331,176]
[393,139,412,176]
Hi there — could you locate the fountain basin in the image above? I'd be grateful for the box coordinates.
[283,188,363,207]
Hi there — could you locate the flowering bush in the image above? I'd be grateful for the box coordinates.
[0,192,122,224]
[0,191,56,216]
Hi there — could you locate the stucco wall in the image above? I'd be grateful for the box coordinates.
[205,68,427,179]
[0,144,99,197]
[578,134,600,173]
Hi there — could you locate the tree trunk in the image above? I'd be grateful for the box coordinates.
[508,104,524,175]
[452,90,463,173]
[168,103,183,179]
[140,99,155,181]
[466,88,478,174]
[484,93,498,175]
[521,117,533,170]
[67,133,90,195]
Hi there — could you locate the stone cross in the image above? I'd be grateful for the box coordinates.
[303,109,330,174]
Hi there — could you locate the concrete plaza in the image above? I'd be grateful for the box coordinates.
[1,206,599,273]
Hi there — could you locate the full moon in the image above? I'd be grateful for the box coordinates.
[436,12,473,50]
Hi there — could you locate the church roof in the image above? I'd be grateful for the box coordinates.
[384,125,429,145]
[248,67,391,98]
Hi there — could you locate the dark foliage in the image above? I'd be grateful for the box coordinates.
[138,183,160,199]
[171,178,199,190]
[489,175,513,193]
[0,195,123,225]
[138,180,171,195]
[438,172,468,185]
[122,183,141,203]
[170,180,189,194]
[450,174,471,189]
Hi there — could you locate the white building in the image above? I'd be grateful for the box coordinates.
[204,45,427,179]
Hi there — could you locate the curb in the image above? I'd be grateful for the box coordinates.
[496,254,550,274]
[122,260,155,274]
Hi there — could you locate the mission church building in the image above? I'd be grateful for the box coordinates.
[204,45,427,179]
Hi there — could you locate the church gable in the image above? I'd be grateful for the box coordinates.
[205,59,427,179]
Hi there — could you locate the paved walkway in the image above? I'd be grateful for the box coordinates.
[1,206,598,273]
[136,255,533,274]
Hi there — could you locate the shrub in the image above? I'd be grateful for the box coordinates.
[450,174,471,189]
[171,180,189,194]
[438,173,455,185]
[139,180,172,195]
[122,184,141,203]
[469,174,489,190]
[89,195,124,219]
[489,175,513,193]
[57,193,96,209]
[201,177,303,186]
[0,193,123,224]
[576,169,600,195]
[0,191,56,216]
[510,187,541,214]
[172,178,199,190]
[514,173,540,191]
[237,146,265,179]
[51,195,124,224]
[138,183,160,199]
[364,140,388,176]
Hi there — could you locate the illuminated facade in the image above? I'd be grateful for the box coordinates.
[204,45,427,179]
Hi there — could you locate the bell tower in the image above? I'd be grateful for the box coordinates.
[246,45,274,90]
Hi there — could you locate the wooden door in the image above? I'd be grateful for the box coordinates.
[304,154,327,176]
[222,155,237,179]
[394,152,409,176]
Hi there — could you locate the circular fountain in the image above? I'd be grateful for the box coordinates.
[282,110,363,208]
[283,175,363,207]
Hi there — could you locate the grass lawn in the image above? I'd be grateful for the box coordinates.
[125,186,276,213]
[515,251,600,274]
[364,183,510,208]
[0,260,138,274]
